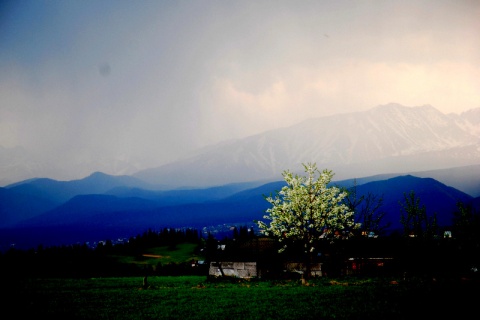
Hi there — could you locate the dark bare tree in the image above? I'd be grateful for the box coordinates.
[399,190,438,239]
[342,179,390,237]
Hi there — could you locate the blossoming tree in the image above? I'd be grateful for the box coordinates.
[257,162,360,278]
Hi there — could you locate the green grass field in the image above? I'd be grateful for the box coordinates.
[113,243,203,267]
[4,275,478,320]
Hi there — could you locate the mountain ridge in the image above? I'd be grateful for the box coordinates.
[2,104,479,187]
[3,163,480,230]
[133,104,480,187]
[1,173,478,251]
[2,103,480,251]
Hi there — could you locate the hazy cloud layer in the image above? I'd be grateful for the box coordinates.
[0,0,479,180]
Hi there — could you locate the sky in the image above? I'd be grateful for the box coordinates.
[1,0,479,181]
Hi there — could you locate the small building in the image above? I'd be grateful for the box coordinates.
[209,261,258,278]
[208,260,323,279]
[344,257,396,276]
[207,237,323,279]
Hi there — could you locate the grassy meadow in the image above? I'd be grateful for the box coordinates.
[4,274,478,320]
[112,243,203,267]
[2,232,479,319]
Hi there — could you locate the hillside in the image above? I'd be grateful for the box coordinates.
[1,174,476,251]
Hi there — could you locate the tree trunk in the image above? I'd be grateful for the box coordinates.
[304,250,312,282]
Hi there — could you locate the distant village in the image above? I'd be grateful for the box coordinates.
[73,223,259,250]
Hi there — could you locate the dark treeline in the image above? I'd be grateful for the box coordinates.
[1,229,479,280]
[206,198,480,281]
[1,198,479,280]
[100,227,202,255]
[0,227,204,278]
[0,226,260,278]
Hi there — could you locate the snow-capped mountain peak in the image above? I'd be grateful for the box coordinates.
[133,104,480,187]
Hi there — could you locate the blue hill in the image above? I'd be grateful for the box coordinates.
[1,174,477,251]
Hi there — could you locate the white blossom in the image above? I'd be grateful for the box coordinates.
[257,163,360,254]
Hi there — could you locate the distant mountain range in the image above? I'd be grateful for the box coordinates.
[2,103,480,188]
[0,172,265,227]
[1,168,479,251]
[133,103,480,188]
[1,103,480,251]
